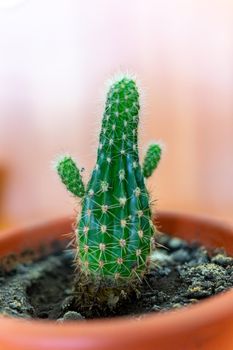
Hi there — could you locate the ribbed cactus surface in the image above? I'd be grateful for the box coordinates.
[77,77,153,280]
[56,75,162,292]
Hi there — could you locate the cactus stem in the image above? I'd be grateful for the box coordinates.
[56,75,163,312]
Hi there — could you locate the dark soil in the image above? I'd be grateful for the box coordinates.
[0,233,233,321]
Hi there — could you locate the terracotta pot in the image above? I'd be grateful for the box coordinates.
[0,211,233,350]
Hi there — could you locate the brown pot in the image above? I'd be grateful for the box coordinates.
[0,211,233,350]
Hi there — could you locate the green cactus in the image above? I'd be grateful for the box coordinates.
[56,155,85,197]
[143,143,162,178]
[55,75,162,310]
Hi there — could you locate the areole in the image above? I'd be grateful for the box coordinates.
[0,211,232,350]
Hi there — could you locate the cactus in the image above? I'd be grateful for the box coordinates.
[56,155,85,197]
[55,75,162,310]
[143,143,162,178]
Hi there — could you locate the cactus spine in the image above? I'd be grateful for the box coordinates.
[55,75,162,308]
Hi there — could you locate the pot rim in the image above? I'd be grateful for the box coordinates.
[0,211,232,347]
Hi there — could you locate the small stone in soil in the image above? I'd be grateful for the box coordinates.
[59,311,85,322]
[151,305,161,312]
[189,247,210,265]
[211,254,233,267]
[167,237,186,250]
[171,249,191,263]
[185,286,212,298]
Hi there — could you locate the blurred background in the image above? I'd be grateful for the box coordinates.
[0,0,232,229]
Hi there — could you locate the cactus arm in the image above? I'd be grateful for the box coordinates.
[55,155,85,198]
[143,143,162,178]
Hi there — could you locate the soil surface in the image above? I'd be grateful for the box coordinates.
[0,233,233,321]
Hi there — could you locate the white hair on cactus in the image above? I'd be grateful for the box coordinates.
[103,70,145,112]
[51,153,76,171]
[144,140,166,156]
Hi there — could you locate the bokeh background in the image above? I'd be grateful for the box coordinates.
[0,0,232,228]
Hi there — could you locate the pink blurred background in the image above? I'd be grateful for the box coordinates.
[0,0,232,228]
